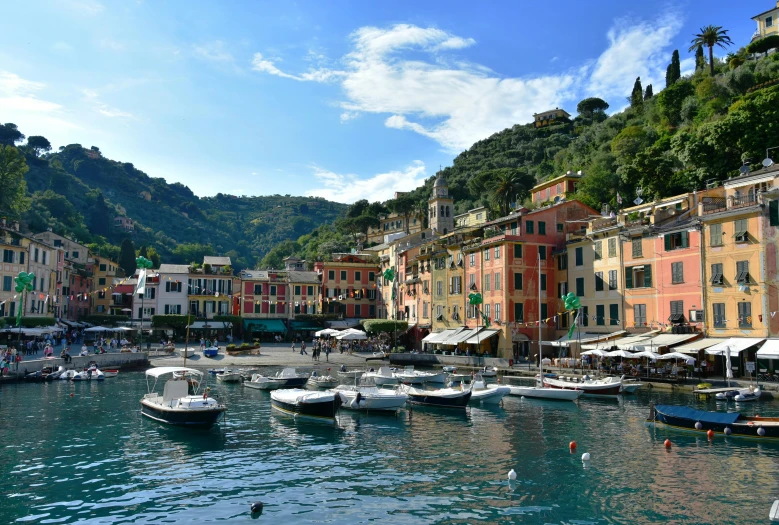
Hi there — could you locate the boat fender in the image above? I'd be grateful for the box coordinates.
[724,427,732,435]
[758,427,766,437]
[507,469,517,480]
[250,502,263,515]
[695,422,702,430]
[581,452,590,462]
[355,392,362,404]
[707,429,714,439]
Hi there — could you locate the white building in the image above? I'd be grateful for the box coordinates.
[157,264,190,315]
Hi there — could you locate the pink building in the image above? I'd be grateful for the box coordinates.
[653,224,704,329]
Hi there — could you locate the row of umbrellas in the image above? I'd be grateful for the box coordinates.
[314,328,367,340]
[581,348,691,361]
[84,326,136,333]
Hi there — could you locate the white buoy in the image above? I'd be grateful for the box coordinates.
[759,427,767,437]
[581,452,591,462]
[508,469,517,480]
[695,421,702,430]
[724,427,732,436]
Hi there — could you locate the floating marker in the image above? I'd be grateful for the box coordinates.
[251,502,263,515]
[759,427,767,437]
[695,422,702,430]
[569,441,577,450]
[507,469,517,481]
[707,429,714,439]
[581,452,591,462]
[724,427,732,436]
[664,439,672,449]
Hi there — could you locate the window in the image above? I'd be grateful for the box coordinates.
[166,281,182,293]
[34,248,39,262]
[608,238,617,258]
[538,222,546,235]
[581,305,589,327]
[450,276,462,294]
[710,223,723,246]
[328,270,335,280]
[557,253,567,270]
[709,263,724,285]
[609,304,620,326]
[669,300,685,323]
[606,270,616,290]
[98,277,106,285]
[526,220,534,234]
[355,305,362,317]
[100,264,107,272]
[19,252,24,264]
[540,274,547,291]
[355,271,362,282]
[539,246,546,260]
[738,301,752,328]
[671,262,684,284]
[495,303,501,322]
[2,276,11,291]
[734,219,748,242]
[340,270,347,281]
[269,303,276,314]
[514,273,523,290]
[308,286,314,295]
[634,304,647,327]
[767,15,774,27]
[713,303,726,328]
[575,247,583,266]
[632,237,643,257]
[423,302,429,318]
[595,271,604,291]
[270,285,277,295]
[484,249,490,261]
[540,303,547,321]
[494,273,501,290]
[514,302,524,322]
[557,223,564,232]
[664,231,689,251]
[436,281,443,296]
[72,251,79,259]
[558,282,567,298]
[625,265,652,289]
[514,244,522,259]
[469,274,476,289]
[594,241,602,260]
[736,261,750,284]
[576,277,584,296]
[2,249,12,263]
[470,253,476,266]
[485,274,491,291]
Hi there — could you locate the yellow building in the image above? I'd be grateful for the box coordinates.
[91,255,119,315]
[454,207,489,229]
[531,171,582,205]
[752,1,779,40]
[366,211,423,245]
[533,108,570,128]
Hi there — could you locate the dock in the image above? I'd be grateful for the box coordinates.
[692,386,741,399]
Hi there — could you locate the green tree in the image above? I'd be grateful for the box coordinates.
[26,136,52,157]
[690,26,733,76]
[695,45,706,71]
[746,34,779,57]
[657,80,695,125]
[0,146,31,218]
[485,168,534,216]
[86,189,111,237]
[119,238,137,277]
[387,193,416,233]
[172,243,215,265]
[666,50,681,87]
[0,123,25,146]
[346,199,369,218]
[630,77,643,109]
[644,84,653,100]
[576,97,609,117]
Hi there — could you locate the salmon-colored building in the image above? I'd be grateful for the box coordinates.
[315,254,378,320]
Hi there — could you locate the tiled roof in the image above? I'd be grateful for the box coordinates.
[204,256,231,266]
[158,264,191,274]
[288,271,320,283]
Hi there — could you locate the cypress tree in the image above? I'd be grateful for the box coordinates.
[695,45,705,71]
[670,50,681,83]
[119,238,137,278]
[630,77,643,109]
[644,84,653,100]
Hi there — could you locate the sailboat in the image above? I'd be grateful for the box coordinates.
[507,252,581,402]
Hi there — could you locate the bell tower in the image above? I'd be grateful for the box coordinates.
[428,173,454,235]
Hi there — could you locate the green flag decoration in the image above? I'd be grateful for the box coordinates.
[563,292,581,311]
[468,292,483,305]
[14,271,35,327]
[382,267,395,282]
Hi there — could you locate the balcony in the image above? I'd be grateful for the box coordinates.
[589,217,617,232]
[730,194,758,210]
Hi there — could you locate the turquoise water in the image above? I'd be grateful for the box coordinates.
[1,372,779,524]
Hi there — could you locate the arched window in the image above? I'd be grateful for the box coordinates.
[441,205,445,215]
[446,206,450,217]
[443,228,448,234]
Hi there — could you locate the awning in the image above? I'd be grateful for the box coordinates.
[631,333,699,351]
[465,329,500,345]
[757,339,779,359]
[187,321,232,330]
[328,319,362,329]
[706,337,765,355]
[422,329,459,344]
[582,332,657,350]
[543,330,626,347]
[289,321,323,331]
[442,328,479,345]
[244,319,287,333]
[675,338,726,354]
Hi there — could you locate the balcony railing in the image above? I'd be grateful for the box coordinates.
[730,194,758,210]
[701,197,727,215]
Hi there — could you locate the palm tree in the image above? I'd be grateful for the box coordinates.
[689,25,733,76]
[486,171,522,217]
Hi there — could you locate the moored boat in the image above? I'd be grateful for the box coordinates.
[506,384,582,401]
[715,386,761,402]
[398,384,472,409]
[140,367,226,427]
[362,366,398,386]
[394,366,447,385]
[333,384,408,412]
[59,369,78,381]
[102,369,119,378]
[307,372,340,389]
[243,373,284,390]
[479,366,498,378]
[274,367,309,388]
[543,376,622,398]
[468,375,510,404]
[216,369,243,383]
[647,403,779,440]
[270,389,342,420]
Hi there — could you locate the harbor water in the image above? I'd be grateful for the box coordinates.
[1,371,778,524]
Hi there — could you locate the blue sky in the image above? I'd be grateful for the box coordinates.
[0,0,761,203]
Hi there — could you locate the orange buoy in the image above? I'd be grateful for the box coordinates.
[707,429,714,439]
[664,439,672,449]
[569,441,577,450]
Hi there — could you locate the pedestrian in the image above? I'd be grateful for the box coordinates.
[300,341,308,356]
[325,346,329,362]
[291,341,295,353]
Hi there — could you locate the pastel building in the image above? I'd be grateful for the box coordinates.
[157,264,190,315]
[239,269,288,339]
[315,254,378,320]
[531,171,582,205]
[752,1,779,40]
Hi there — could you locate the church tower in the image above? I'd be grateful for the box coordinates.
[429,173,454,235]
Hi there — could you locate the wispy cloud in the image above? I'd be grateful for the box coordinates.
[82,88,134,119]
[64,0,104,15]
[193,41,234,63]
[251,17,684,152]
[305,160,428,203]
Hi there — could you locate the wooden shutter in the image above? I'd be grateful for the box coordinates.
[664,234,671,251]
[681,231,689,248]
[644,265,652,287]
[771,200,779,227]
[625,267,633,289]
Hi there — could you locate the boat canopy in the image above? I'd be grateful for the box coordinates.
[705,337,765,355]
[655,404,741,425]
[145,366,203,378]
[756,339,779,359]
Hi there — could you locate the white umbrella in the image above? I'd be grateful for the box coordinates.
[84,326,110,332]
[725,345,734,382]
[315,328,341,337]
[581,349,609,357]
[336,331,367,340]
[606,349,636,359]
[658,352,691,360]
[633,350,661,360]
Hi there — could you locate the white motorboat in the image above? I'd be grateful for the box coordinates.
[338,369,365,381]
[621,380,645,394]
[333,383,408,411]
[468,376,510,405]
[716,386,762,402]
[140,367,226,427]
[307,372,340,389]
[363,366,398,386]
[442,365,457,373]
[59,369,78,381]
[73,367,104,381]
[179,347,196,358]
[216,369,243,383]
[506,384,582,401]
[102,369,119,378]
[479,366,498,378]
[270,389,342,420]
[544,375,622,398]
[398,384,472,408]
[244,373,285,390]
[394,366,447,385]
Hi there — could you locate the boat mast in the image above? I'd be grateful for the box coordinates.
[184,314,191,368]
[538,251,542,386]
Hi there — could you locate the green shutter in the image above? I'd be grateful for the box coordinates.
[625,267,633,289]
[664,234,671,251]
[644,265,652,287]
[681,231,689,248]
[771,201,779,227]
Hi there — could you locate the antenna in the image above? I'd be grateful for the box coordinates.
[739,164,751,175]
[764,146,778,168]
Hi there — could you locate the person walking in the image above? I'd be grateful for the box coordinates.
[325,346,329,362]
[291,341,295,353]
[300,341,308,356]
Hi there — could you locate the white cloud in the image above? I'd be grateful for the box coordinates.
[680,57,696,78]
[82,88,134,119]
[251,17,684,152]
[586,15,682,100]
[305,160,428,203]
[193,41,234,63]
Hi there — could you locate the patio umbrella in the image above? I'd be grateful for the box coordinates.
[581,349,609,357]
[337,331,367,340]
[84,326,109,332]
[725,345,734,384]
[315,328,341,337]
[633,350,661,360]
[606,349,636,359]
[657,352,691,360]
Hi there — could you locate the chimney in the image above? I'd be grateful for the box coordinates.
[11,220,19,232]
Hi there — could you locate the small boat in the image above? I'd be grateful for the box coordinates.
[216,369,243,383]
[480,366,498,378]
[621,380,645,394]
[307,372,340,389]
[647,403,779,440]
[244,373,285,390]
[140,367,226,427]
[179,347,196,358]
[468,375,510,405]
[338,369,365,380]
[102,369,119,378]
[398,384,472,409]
[25,366,65,382]
[237,368,260,380]
[73,367,105,381]
[59,369,78,381]
[333,383,408,412]
[274,368,309,388]
[715,386,762,402]
[270,389,342,420]
[363,366,398,386]
[394,366,447,385]
[544,375,622,398]
[442,365,457,373]
[506,384,582,401]
[203,347,219,358]
[208,368,225,376]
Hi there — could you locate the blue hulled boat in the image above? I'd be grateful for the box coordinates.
[647,403,779,440]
